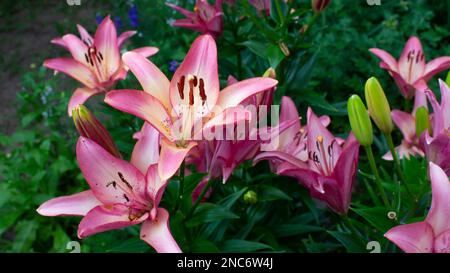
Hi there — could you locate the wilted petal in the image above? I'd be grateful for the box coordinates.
[37,190,102,217]
[131,122,160,174]
[158,139,197,181]
[76,137,147,205]
[105,90,173,140]
[122,52,170,109]
[385,221,434,253]
[140,208,182,253]
[426,162,450,235]
[78,204,147,238]
[68,87,99,116]
[44,58,98,89]
[216,78,278,110]
[170,35,219,117]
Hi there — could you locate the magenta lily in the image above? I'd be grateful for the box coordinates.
[385,163,450,253]
[37,131,181,253]
[167,0,223,38]
[370,36,450,99]
[422,80,450,175]
[44,16,159,116]
[105,34,278,181]
[254,108,360,214]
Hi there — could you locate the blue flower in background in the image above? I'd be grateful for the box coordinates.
[169,60,179,73]
[128,5,139,28]
[95,13,103,25]
[114,16,123,30]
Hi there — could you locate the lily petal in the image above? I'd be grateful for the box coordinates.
[78,204,147,238]
[215,78,278,110]
[145,164,168,219]
[277,96,301,150]
[37,190,102,217]
[426,162,450,235]
[44,58,98,89]
[385,221,434,253]
[76,137,147,205]
[131,122,160,174]
[369,48,398,72]
[117,30,136,48]
[105,90,173,140]
[140,208,182,253]
[391,110,416,142]
[398,36,425,84]
[197,106,251,140]
[158,138,197,181]
[122,52,170,109]
[76,24,94,46]
[94,16,120,76]
[51,37,67,49]
[423,57,450,81]
[170,35,219,117]
[68,87,99,116]
[131,47,159,58]
[62,34,90,65]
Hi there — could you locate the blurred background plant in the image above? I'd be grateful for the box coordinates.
[0,0,449,253]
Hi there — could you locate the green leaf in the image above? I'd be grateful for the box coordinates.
[272,224,324,238]
[105,238,149,253]
[190,239,220,253]
[327,231,366,253]
[352,207,396,232]
[12,220,38,252]
[220,239,273,253]
[258,185,292,201]
[186,203,239,227]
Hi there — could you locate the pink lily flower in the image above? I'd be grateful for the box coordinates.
[166,0,223,38]
[104,34,278,181]
[370,36,450,99]
[37,131,181,253]
[422,80,450,175]
[383,91,427,160]
[254,108,360,214]
[249,0,271,16]
[44,16,159,116]
[385,162,450,253]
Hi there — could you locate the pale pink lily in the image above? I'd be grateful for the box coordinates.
[167,0,223,38]
[370,36,450,99]
[44,16,159,116]
[37,133,181,253]
[385,163,450,253]
[254,108,360,214]
[422,80,450,175]
[105,34,278,181]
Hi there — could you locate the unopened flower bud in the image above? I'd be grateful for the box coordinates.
[415,106,431,138]
[243,190,258,204]
[262,67,276,79]
[446,71,450,87]
[348,95,373,146]
[279,42,290,56]
[365,77,393,134]
[72,105,121,158]
[312,0,331,13]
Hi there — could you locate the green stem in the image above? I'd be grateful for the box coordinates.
[173,161,186,214]
[384,133,416,201]
[274,0,285,26]
[185,178,215,220]
[364,145,390,208]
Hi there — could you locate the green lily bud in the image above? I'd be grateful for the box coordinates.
[72,105,121,158]
[446,71,450,86]
[348,95,373,146]
[415,106,431,138]
[243,190,258,204]
[312,0,331,13]
[262,67,276,79]
[364,77,393,134]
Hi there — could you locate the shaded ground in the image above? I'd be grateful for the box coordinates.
[0,0,107,134]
